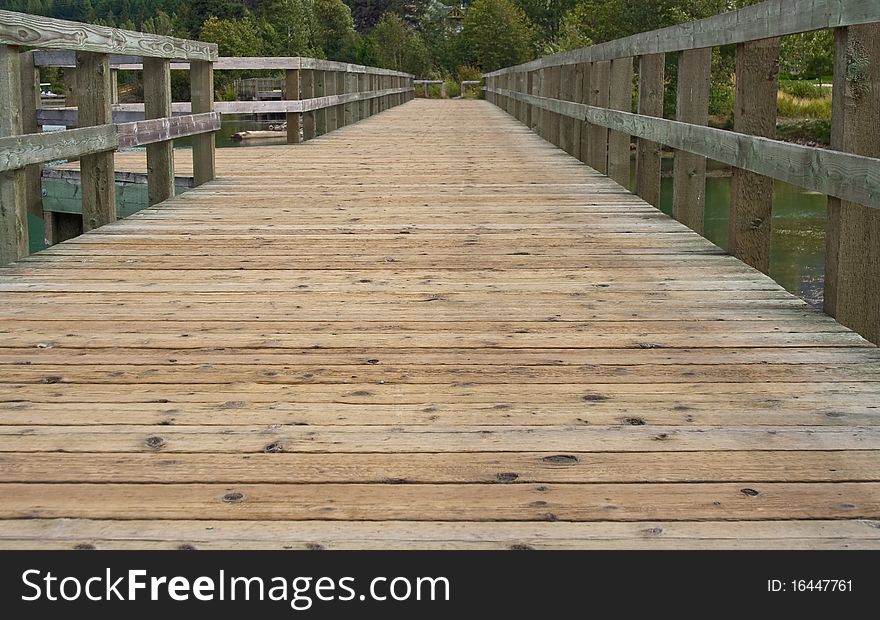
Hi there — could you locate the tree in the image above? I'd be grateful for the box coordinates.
[261,0,317,56]
[199,15,266,56]
[369,12,431,75]
[461,0,535,71]
[313,0,358,60]
[513,0,576,41]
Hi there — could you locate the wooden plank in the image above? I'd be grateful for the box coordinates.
[0,482,878,521]
[4,519,878,550]
[672,48,711,234]
[577,63,591,163]
[729,37,781,274]
[0,125,117,172]
[285,69,301,144]
[1,451,878,484]
[75,51,116,231]
[143,57,174,207]
[190,60,215,187]
[825,24,880,345]
[635,53,664,208]
[588,61,610,173]
[482,0,880,75]
[301,69,316,140]
[0,9,216,61]
[0,100,876,548]
[326,69,338,132]
[358,72,368,121]
[0,44,27,266]
[608,57,633,188]
[315,70,327,135]
[558,64,576,155]
[544,65,561,146]
[116,113,220,149]
[19,50,42,221]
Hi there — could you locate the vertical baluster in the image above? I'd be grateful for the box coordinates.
[608,57,633,187]
[636,53,665,208]
[671,48,711,233]
[79,51,117,222]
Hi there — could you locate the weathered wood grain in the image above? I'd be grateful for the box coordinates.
[0,44,27,266]
[0,9,217,61]
[483,0,880,75]
[190,60,216,187]
[635,53,664,208]
[0,100,876,549]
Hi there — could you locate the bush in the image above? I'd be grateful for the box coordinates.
[446,81,462,98]
[776,119,831,145]
[779,79,827,100]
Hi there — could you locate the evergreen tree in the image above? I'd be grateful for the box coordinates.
[461,0,535,71]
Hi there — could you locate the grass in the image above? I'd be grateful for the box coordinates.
[776,91,832,120]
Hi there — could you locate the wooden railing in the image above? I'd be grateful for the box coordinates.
[483,0,880,344]
[0,9,219,262]
[0,10,415,266]
[31,52,415,142]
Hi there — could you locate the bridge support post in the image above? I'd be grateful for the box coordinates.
[0,44,27,265]
[326,70,338,132]
[729,37,781,274]
[144,57,175,207]
[302,69,316,140]
[577,62,591,164]
[286,68,302,144]
[191,60,216,187]
[20,50,44,225]
[825,23,880,344]
[344,72,356,125]
[636,53,665,209]
[335,72,347,126]
[359,72,368,120]
[608,57,634,188]
[315,70,327,136]
[78,51,117,226]
[588,61,610,174]
[558,64,576,155]
[542,65,561,146]
[672,48,711,234]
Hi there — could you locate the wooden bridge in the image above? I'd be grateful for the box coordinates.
[1,2,879,549]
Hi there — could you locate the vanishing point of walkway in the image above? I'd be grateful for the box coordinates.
[0,100,878,548]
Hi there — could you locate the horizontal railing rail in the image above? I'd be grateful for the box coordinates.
[483,0,880,345]
[0,9,415,267]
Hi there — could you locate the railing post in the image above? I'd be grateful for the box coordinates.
[825,23,880,344]
[729,38,781,274]
[369,74,378,116]
[301,69,316,140]
[286,68,302,144]
[335,71,347,126]
[326,70,338,132]
[636,53,665,208]
[558,64,575,155]
[20,50,43,224]
[672,48,711,234]
[77,51,116,227]
[359,71,368,120]
[542,66,561,144]
[535,69,545,138]
[63,66,77,107]
[190,60,215,187]
[344,71,355,125]
[525,71,534,130]
[0,44,27,265]
[577,62,591,163]
[315,70,327,135]
[143,57,174,207]
[608,57,633,188]
[588,61,610,174]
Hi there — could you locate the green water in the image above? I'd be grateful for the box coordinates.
[655,166,827,307]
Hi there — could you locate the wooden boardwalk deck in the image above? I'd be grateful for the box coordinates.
[1,99,879,549]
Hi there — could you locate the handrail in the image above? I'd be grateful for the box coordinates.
[483,0,880,76]
[32,51,413,77]
[483,0,880,344]
[0,9,216,60]
[0,9,415,268]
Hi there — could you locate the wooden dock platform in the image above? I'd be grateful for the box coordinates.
[1,99,879,549]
